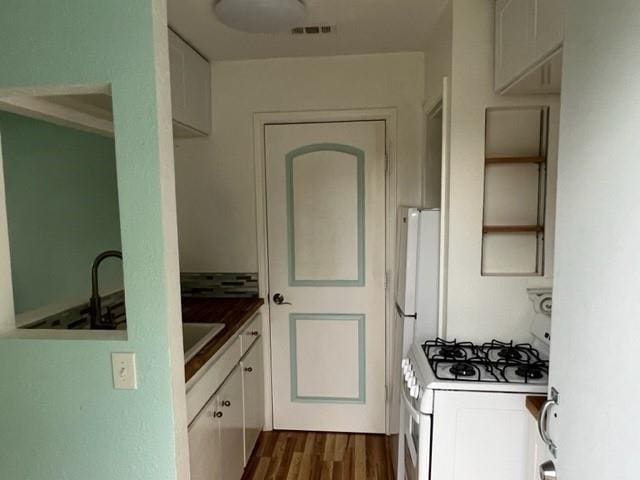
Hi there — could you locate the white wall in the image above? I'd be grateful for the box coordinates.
[434,0,561,342]
[174,53,425,273]
[550,1,640,476]
[422,1,452,209]
[424,1,453,110]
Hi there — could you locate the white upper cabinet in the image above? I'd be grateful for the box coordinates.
[495,0,536,91]
[495,0,565,94]
[0,30,212,138]
[168,29,211,136]
[534,0,564,58]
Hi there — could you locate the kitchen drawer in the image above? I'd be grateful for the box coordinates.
[186,336,241,425]
[239,313,262,355]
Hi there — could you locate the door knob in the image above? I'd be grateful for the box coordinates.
[539,460,557,480]
[272,293,292,305]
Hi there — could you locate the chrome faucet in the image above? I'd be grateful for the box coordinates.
[90,250,123,329]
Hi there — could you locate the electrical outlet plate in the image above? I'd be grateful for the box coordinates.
[111,352,137,390]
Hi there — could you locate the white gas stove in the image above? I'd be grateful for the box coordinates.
[399,289,552,480]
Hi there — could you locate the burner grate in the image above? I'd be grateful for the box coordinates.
[422,338,548,384]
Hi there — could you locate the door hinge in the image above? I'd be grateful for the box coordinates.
[384,271,389,290]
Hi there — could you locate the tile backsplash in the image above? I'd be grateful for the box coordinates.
[180,272,258,298]
[24,272,258,329]
[24,290,125,330]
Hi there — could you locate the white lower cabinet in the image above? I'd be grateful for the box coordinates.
[219,365,245,480]
[241,338,265,464]
[431,390,532,480]
[187,314,265,480]
[188,365,245,480]
[188,392,223,479]
[527,411,553,479]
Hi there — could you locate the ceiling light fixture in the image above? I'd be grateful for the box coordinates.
[214,0,308,34]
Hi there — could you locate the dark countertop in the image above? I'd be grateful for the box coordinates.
[182,297,264,382]
[526,395,547,419]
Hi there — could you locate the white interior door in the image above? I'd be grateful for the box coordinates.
[265,120,386,433]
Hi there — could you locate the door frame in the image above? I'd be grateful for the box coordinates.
[253,108,398,432]
[423,76,451,339]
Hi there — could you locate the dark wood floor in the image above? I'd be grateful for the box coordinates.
[242,431,394,480]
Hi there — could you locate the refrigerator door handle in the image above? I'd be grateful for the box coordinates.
[395,303,416,318]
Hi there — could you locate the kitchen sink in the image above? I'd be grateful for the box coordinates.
[183,323,225,363]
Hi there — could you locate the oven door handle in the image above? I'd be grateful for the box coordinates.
[401,385,422,421]
[537,387,559,458]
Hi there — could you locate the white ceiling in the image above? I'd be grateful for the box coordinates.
[167,0,449,61]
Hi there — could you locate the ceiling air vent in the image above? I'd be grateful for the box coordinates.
[291,25,336,35]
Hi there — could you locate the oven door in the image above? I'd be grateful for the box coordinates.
[401,387,431,480]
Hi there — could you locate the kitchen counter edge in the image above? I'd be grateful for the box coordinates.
[183,297,264,382]
[526,395,547,419]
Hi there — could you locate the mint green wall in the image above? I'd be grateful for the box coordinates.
[1,112,123,314]
[0,2,182,480]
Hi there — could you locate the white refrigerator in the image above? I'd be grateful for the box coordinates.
[395,207,441,346]
[389,207,441,477]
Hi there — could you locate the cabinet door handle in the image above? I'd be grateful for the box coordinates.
[221,400,231,407]
[211,411,223,418]
[244,367,253,373]
[248,331,259,336]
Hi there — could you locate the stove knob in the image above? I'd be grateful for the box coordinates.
[401,358,409,369]
[408,377,417,388]
[410,385,420,398]
[405,370,414,382]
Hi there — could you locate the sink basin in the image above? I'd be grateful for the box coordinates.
[183,323,225,363]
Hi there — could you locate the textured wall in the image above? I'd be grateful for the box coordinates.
[550,0,640,477]
[1,112,123,314]
[174,52,425,272]
[441,0,560,342]
[0,1,186,479]
[424,1,452,109]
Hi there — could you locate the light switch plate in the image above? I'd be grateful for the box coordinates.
[111,352,137,390]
